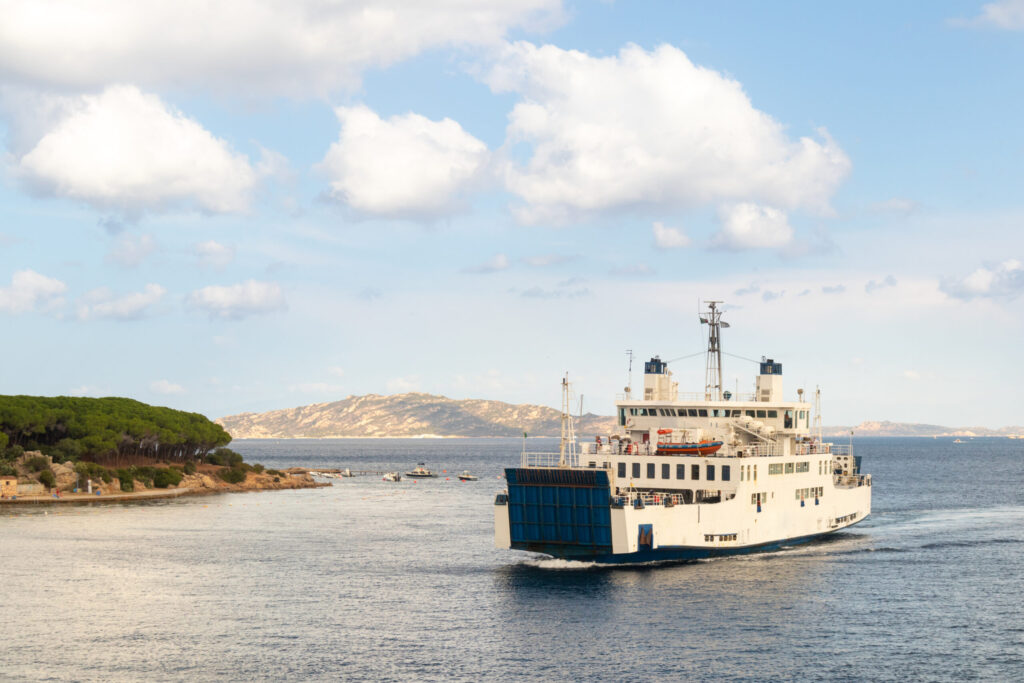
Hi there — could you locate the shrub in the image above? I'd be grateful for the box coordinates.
[267,469,282,477]
[152,468,184,489]
[4,445,24,460]
[116,469,135,492]
[26,455,50,472]
[38,469,56,488]
[252,463,265,474]
[183,461,197,475]
[0,463,16,477]
[218,467,247,484]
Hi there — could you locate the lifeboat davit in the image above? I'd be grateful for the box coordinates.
[655,440,724,456]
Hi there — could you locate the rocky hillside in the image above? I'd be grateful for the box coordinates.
[822,420,1024,437]
[216,393,619,439]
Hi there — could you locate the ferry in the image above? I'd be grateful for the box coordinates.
[494,301,872,564]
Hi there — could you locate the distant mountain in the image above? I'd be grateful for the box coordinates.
[217,395,1023,439]
[822,420,1024,438]
[216,392,618,439]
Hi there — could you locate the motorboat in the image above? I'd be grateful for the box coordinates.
[405,463,437,478]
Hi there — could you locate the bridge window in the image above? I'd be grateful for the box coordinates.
[707,465,715,481]
[662,463,670,479]
[691,464,700,480]
[618,462,626,478]
[722,465,730,481]
[630,408,638,416]
[756,410,766,418]
[676,464,685,479]
[619,408,626,425]
[646,463,655,478]
[632,463,640,478]
[687,409,698,417]
[767,410,777,418]
[698,409,708,417]
[745,410,755,417]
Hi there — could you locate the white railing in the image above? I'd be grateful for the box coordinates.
[611,489,737,507]
[834,473,871,488]
[794,443,850,456]
[615,392,757,403]
[521,451,575,468]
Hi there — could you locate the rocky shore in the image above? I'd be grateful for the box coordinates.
[0,453,326,505]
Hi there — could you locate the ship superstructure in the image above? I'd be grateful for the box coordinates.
[494,302,871,563]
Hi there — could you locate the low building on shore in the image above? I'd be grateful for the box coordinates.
[1,475,17,498]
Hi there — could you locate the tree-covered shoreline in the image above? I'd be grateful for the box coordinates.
[0,395,231,464]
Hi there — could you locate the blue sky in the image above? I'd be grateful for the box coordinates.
[2,1,1023,427]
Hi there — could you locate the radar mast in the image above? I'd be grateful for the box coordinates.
[700,301,729,400]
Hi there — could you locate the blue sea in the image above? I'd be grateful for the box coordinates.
[2,437,1022,681]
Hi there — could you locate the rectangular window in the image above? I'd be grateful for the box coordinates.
[691,464,700,480]
[745,410,755,417]
[785,462,794,474]
[618,462,626,478]
[799,410,806,419]
[756,410,767,418]
[768,463,783,475]
[676,464,685,479]
[706,465,715,481]
[731,410,741,417]
[632,463,640,478]
[754,465,757,481]
[722,465,730,481]
[647,463,655,478]
[698,409,709,417]
[796,462,809,473]
[688,409,698,417]
[767,410,778,418]
[619,408,626,426]
[661,463,670,479]
[740,467,744,481]
[630,408,638,416]
[666,408,676,416]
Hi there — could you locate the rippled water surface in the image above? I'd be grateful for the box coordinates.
[2,437,1022,681]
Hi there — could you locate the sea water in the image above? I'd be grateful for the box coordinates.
[1,437,1021,681]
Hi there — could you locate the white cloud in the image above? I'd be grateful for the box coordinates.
[150,379,185,395]
[524,253,573,267]
[106,233,156,267]
[68,385,102,397]
[822,284,846,295]
[0,269,66,313]
[940,259,1024,299]
[387,376,421,393]
[903,370,921,381]
[713,203,794,250]
[0,1,564,95]
[487,42,849,223]
[320,105,489,218]
[865,275,897,293]
[870,197,919,215]
[188,280,286,319]
[328,366,345,379]
[288,382,344,394]
[652,221,690,249]
[13,85,256,215]
[955,0,1024,29]
[77,283,166,321]
[463,254,510,274]
[194,240,236,269]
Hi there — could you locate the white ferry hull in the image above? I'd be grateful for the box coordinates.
[494,466,871,564]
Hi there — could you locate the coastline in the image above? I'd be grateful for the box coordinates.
[0,469,328,506]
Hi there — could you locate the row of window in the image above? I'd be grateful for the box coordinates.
[626,407,811,421]
[617,461,731,482]
[705,533,738,542]
[796,487,824,500]
[768,461,811,475]
[739,464,758,482]
[750,492,769,504]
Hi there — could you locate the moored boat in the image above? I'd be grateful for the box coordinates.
[405,463,437,478]
[457,471,478,481]
[383,471,401,482]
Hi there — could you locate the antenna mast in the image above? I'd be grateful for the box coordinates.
[559,374,576,467]
[700,301,728,400]
[814,385,823,444]
[625,349,634,398]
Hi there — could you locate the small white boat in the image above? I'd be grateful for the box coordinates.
[382,471,401,482]
[405,463,437,478]
[457,471,478,481]
[339,468,354,477]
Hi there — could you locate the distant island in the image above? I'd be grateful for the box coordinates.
[216,392,1024,439]
[0,395,319,502]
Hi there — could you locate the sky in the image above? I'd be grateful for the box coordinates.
[1,1,1023,428]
